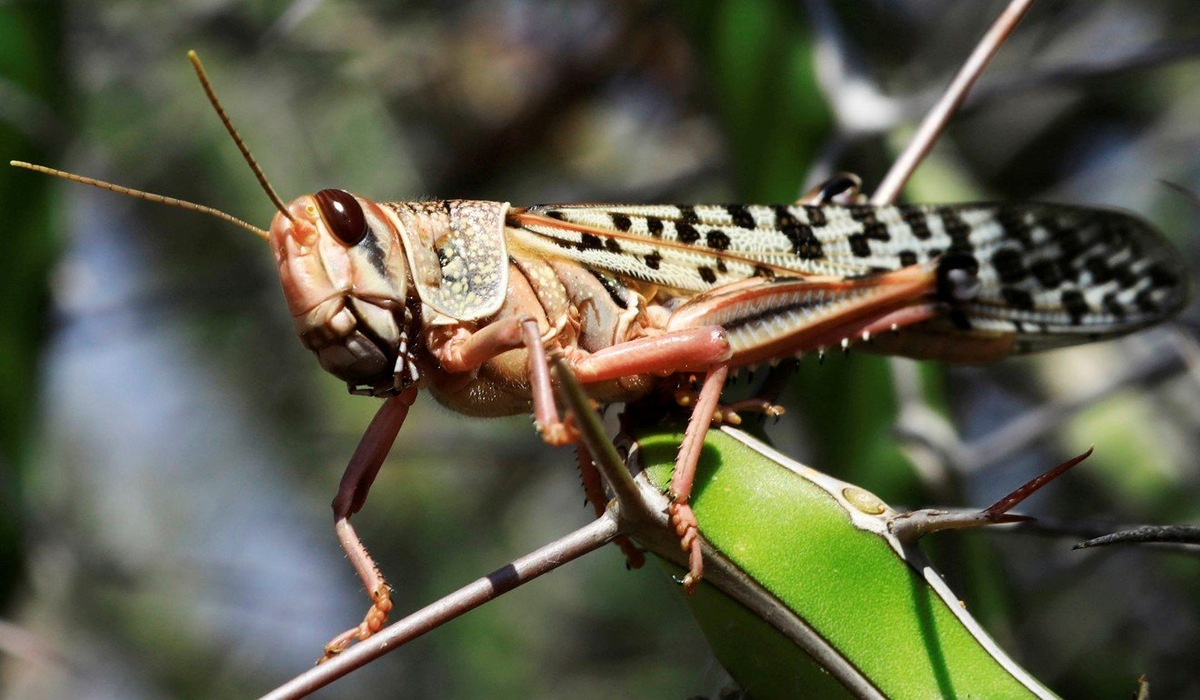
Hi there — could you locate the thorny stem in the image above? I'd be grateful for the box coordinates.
[870,0,1036,206]
[545,363,894,698]
[260,514,619,700]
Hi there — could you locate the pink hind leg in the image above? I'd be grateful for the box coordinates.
[668,365,729,592]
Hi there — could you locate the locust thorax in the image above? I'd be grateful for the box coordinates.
[270,189,419,396]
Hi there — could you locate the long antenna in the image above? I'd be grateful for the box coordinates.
[10,160,270,240]
[10,51,297,240]
[186,50,294,223]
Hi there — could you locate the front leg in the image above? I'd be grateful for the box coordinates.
[324,386,418,660]
[427,315,566,440]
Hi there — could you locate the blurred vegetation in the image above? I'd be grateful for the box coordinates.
[1,1,1199,698]
[0,0,65,611]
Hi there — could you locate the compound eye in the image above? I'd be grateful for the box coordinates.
[315,189,368,246]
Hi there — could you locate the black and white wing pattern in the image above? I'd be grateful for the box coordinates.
[508,202,1187,352]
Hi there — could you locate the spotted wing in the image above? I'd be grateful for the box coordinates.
[508,202,1186,352]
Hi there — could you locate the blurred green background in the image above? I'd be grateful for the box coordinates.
[1,1,1199,697]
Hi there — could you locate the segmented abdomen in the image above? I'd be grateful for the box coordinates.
[510,202,1187,352]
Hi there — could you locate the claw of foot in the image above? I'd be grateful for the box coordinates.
[681,572,699,595]
[667,502,705,594]
[320,633,353,663]
[317,585,393,663]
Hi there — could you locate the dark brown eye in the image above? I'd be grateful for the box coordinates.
[315,189,368,246]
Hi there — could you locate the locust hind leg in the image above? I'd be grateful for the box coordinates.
[519,318,733,446]
[433,317,727,575]
[557,261,964,591]
[519,319,734,589]
[321,386,418,661]
[655,265,954,589]
[668,365,729,592]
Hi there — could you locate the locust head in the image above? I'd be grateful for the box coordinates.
[269,193,513,396]
[271,189,420,396]
[12,52,511,399]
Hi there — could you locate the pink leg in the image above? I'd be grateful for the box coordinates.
[441,319,734,583]
[576,443,645,569]
[669,365,729,593]
[576,443,609,520]
[322,387,418,661]
[673,383,785,425]
[518,323,733,580]
[663,265,940,367]
[520,319,574,444]
[437,318,731,445]
[429,317,573,445]
[434,318,527,374]
[572,326,731,381]
[524,322,732,445]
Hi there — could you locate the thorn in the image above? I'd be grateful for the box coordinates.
[983,447,1094,518]
[891,448,1094,544]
